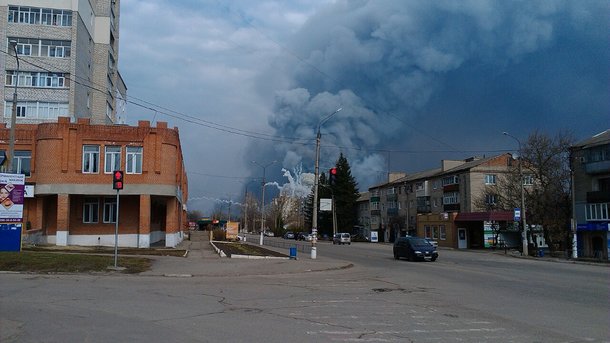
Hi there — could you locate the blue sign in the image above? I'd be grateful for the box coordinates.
[577,222,610,231]
[0,223,22,251]
[514,208,521,222]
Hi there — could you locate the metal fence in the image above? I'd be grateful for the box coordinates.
[244,234,312,254]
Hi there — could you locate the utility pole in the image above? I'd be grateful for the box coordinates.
[503,132,528,257]
[312,108,342,259]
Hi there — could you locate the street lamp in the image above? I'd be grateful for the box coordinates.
[503,131,528,256]
[8,40,19,173]
[252,160,277,245]
[312,107,342,259]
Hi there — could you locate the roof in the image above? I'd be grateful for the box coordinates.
[357,192,370,202]
[455,211,514,222]
[572,129,610,149]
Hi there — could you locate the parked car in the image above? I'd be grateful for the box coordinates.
[393,237,438,261]
[263,231,274,237]
[283,232,295,239]
[303,233,314,242]
[333,233,351,245]
[296,232,307,241]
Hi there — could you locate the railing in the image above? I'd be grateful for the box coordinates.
[244,234,312,254]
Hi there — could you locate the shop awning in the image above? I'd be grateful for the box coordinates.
[455,211,513,222]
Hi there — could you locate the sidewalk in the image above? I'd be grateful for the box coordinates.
[138,231,353,278]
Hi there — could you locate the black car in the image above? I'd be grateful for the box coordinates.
[393,237,438,261]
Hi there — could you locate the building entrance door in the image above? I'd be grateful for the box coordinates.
[458,228,468,249]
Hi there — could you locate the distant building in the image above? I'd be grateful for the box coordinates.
[571,129,610,260]
[1,0,127,126]
[369,154,526,248]
[1,118,188,248]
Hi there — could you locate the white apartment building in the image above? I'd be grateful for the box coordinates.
[0,0,126,126]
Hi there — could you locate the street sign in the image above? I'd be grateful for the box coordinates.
[514,208,521,222]
[320,198,332,211]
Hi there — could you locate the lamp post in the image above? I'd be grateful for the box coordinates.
[503,132,528,257]
[252,160,276,245]
[312,107,342,259]
[8,40,19,173]
[242,179,259,235]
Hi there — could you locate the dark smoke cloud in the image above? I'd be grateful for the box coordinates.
[252,0,609,189]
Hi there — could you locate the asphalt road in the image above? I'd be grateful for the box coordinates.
[1,240,607,342]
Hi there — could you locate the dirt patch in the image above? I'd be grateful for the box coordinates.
[212,242,288,257]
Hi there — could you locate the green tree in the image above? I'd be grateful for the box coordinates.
[331,153,360,232]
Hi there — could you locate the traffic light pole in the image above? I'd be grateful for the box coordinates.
[113,189,120,268]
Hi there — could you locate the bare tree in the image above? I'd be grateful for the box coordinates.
[475,131,574,254]
[523,130,574,254]
[187,210,203,222]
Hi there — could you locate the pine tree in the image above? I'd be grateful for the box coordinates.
[332,153,360,232]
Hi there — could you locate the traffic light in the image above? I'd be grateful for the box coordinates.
[112,170,124,190]
[329,167,337,186]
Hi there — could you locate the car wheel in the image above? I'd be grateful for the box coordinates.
[348,243,351,245]
[431,256,437,262]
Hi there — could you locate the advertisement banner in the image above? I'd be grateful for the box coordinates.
[0,173,25,222]
[226,221,239,240]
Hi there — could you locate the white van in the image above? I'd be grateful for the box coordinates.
[333,233,351,245]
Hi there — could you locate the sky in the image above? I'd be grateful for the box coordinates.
[118,0,609,214]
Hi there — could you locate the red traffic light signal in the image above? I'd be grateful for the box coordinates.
[329,167,337,185]
[113,170,124,190]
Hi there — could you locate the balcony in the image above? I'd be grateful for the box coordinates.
[370,196,380,202]
[417,205,431,213]
[585,160,610,175]
[443,184,459,192]
[386,193,397,201]
[371,209,380,216]
[415,181,429,197]
[387,208,398,216]
[444,203,460,211]
[587,191,610,203]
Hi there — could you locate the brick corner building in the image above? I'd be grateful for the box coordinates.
[0,118,188,248]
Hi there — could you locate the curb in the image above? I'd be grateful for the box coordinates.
[230,254,290,260]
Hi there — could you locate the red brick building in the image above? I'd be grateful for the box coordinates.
[0,117,188,248]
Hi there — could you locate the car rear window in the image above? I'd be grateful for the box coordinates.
[341,233,350,238]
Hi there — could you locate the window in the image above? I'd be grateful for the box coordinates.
[11,151,31,176]
[82,145,99,173]
[126,146,143,174]
[485,194,497,205]
[104,146,121,173]
[485,174,496,185]
[439,225,446,240]
[83,198,99,223]
[387,187,396,195]
[387,201,397,209]
[424,226,431,239]
[5,71,68,88]
[433,180,440,189]
[5,101,68,119]
[8,6,72,26]
[371,202,379,210]
[371,190,379,197]
[586,203,609,221]
[432,226,439,239]
[442,175,459,186]
[523,174,534,186]
[443,192,459,204]
[103,198,117,223]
